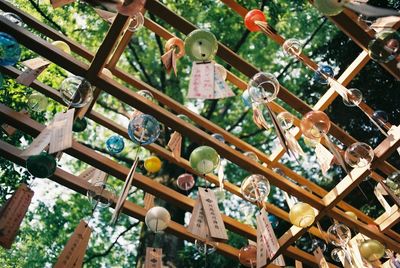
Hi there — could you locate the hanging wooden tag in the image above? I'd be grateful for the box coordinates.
[50,0,75,8]
[198,187,228,240]
[259,208,285,266]
[20,127,52,156]
[213,70,234,99]
[54,220,92,268]
[167,131,182,159]
[94,8,117,24]
[161,49,177,75]
[313,247,329,268]
[315,143,334,176]
[371,16,400,33]
[295,260,303,268]
[111,157,139,224]
[217,158,226,190]
[256,213,268,268]
[374,185,392,213]
[144,247,162,268]
[144,193,155,210]
[49,109,75,154]
[16,58,50,86]
[187,197,209,240]
[79,167,108,183]
[187,62,215,99]
[0,184,34,249]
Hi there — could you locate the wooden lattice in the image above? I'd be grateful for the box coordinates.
[0,0,399,267]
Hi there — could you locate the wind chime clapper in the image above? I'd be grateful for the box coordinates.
[111,113,161,225]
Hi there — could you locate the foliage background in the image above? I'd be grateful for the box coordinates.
[0,0,399,267]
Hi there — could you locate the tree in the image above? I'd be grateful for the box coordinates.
[0,0,399,267]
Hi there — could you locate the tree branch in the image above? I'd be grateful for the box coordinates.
[227,109,249,132]
[277,17,328,80]
[239,128,264,139]
[127,42,156,87]
[27,0,66,35]
[84,221,141,264]
[97,98,131,119]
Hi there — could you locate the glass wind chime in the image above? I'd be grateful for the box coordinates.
[244,8,399,140]
[242,72,306,162]
[184,29,234,100]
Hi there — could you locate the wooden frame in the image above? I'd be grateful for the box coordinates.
[0,0,399,266]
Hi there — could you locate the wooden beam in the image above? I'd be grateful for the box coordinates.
[271,130,400,262]
[314,50,370,111]
[0,65,330,244]
[0,141,242,260]
[0,105,335,267]
[75,13,130,118]
[311,2,400,80]
[4,1,396,219]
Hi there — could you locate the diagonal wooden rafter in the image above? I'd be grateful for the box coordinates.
[75,13,131,119]
[0,64,330,244]
[1,0,400,265]
[3,16,400,256]
[1,0,396,230]
[0,104,340,267]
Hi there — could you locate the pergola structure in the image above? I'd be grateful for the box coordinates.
[0,0,400,267]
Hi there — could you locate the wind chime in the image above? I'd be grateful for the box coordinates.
[184,29,234,100]
[239,174,286,267]
[111,112,161,224]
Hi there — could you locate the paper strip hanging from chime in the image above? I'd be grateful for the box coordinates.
[315,143,335,176]
[144,247,162,268]
[111,157,140,224]
[54,220,92,268]
[197,187,228,241]
[20,109,75,156]
[187,62,234,100]
[167,131,182,159]
[162,37,185,75]
[16,57,50,86]
[0,184,34,249]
